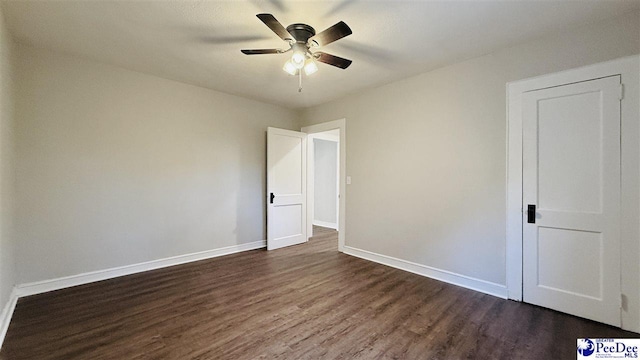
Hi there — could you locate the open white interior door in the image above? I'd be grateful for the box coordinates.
[267,127,307,250]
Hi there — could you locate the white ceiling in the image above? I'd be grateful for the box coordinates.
[3,0,639,109]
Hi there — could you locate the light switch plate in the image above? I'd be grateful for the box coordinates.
[346,176,351,185]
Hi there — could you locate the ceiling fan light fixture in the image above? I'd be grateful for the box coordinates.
[242,14,354,90]
[303,59,318,75]
[283,60,297,75]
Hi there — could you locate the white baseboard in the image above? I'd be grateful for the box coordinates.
[0,287,18,348]
[313,220,338,229]
[16,240,266,298]
[343,246,508,299]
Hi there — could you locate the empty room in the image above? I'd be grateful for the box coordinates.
[0,0,639,359]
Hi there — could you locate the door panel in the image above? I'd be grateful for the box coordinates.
[522,75,621,326]
[537,90,602,213]
[271,204,303,239]
[267,127,307,250]
[537,227,602,299]
[271,135,304,194]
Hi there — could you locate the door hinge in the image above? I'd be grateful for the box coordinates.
[619,83,624,101]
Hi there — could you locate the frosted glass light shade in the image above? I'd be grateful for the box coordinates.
[304,60,318,75]
[283,60,297,75]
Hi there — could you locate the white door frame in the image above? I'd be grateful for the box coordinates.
[302,119,346,252]
[506,55,640,332]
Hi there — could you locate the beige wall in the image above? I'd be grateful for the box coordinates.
[300,11,640,286]
[14,45,297,284]
[0,3,16,317]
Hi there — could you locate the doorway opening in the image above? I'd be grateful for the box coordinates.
[310,130,339,231]
[302,119,346,252]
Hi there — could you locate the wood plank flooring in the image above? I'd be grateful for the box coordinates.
[1,226,636,359]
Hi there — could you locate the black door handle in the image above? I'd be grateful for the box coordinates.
[270,192,275,204]
[527,204,536,224]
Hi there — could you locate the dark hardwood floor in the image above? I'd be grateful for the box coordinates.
[1,226,636,359]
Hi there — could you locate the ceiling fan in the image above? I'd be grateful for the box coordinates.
[241,14,353,91]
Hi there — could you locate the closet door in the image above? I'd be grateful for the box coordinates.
[522,75,621,326]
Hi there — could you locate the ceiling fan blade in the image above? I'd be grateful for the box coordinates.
[314,52,352,69]
[241,49,283,55]
[309,21,352,47]
[199,35,272,45]
[256,13,294,41]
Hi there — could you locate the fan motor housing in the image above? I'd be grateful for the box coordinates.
[286,23,316,43]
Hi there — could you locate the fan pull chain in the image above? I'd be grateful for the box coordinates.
[298,71,303,93]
